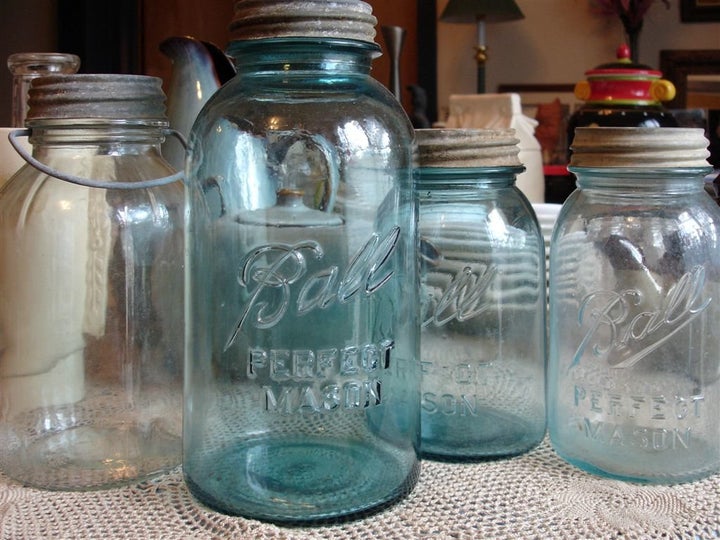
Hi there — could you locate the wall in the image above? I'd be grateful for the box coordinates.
[142,0,234,88]
[1,1,719,127]
[0,1,417,126]
[142,0,418,112]
[436,0,720,121]
[368,0,419,112]
[0,0,58,127]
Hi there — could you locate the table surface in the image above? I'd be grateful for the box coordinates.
[1,438,719,539]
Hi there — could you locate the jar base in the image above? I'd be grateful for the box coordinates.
[184,436,420,523]
[421,407,545,460]
[0,423,181,490]
[550,436,720,485]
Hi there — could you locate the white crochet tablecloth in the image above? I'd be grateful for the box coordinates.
[1,438,719,539]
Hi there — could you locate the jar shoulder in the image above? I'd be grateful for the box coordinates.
[553,192,720,260]
[193,74,413,141]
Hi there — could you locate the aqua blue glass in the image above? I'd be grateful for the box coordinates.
[416,129,547,460]
[548,127,720,484]
[183,1,420,523]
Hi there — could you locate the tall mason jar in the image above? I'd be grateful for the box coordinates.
[416,129,547,460]
[183,0,420,522]
[0,74,184,490]
[548,127,720,483]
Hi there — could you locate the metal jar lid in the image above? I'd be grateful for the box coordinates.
[229,0,377,44]
[26,74,168,123]
[415,128,522,168]
[569,127,710,169]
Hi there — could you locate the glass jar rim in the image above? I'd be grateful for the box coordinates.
[25,118,169,129]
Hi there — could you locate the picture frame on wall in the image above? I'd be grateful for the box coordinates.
[680,0,720,22]
[497,83,579,166]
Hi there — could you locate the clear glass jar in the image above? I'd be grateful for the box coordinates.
[7,52,80,127]
[0,74,184,490]
[415,129,547,460]
[2,53,80,189]
[548,126,720,483]
[183,0,420,523]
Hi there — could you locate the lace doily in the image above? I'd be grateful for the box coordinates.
[1,438,718,539]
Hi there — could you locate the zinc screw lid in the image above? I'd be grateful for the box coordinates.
[569,127,710,169]
[415,128,522,168]
[229,0,377,44]
[26,74,167,123]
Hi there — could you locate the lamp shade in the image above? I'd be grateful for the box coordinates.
[440,0,525,23]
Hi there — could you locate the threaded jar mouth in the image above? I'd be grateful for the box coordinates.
[415,128,522,168]
[7,52,81,75]
[229,0,377,44]
[26,74,168,123]
[569,127,710,169]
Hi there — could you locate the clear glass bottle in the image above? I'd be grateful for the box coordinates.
[0,74,184,490]
[416,128,547,460]
[548,126,720,483]
[183,0,420,523]
[2,53,80,189]
[7,52,80,127]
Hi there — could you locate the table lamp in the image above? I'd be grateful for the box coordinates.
[440,0,524,93]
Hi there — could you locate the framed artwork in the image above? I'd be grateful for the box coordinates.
[659,50,720,109]
[680,0,720,22]
[497,84,579,165]
[660,49,720,168]
[497,84,578,115]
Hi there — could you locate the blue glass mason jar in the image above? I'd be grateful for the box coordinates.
[548,127,720,483]
[415,129,547,460]
[183,0,420,522]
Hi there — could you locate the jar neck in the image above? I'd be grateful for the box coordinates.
[226,37,379,76]
[26,120,168,153]
[415,166,523,194]
[570,167,712,196]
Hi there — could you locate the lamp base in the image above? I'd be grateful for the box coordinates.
[474,46,487,93]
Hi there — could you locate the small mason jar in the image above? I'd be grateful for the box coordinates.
[416,128,547,460]
[0,74,184,490]
[548,126,720,483]
[183,0,420,523]
[7,52,81,127]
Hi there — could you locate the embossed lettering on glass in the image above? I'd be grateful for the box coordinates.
[415,129,547,460]
[548,127,720,483]
[182,0,420,523]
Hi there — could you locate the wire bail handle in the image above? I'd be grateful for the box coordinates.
[8,128,187,189]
